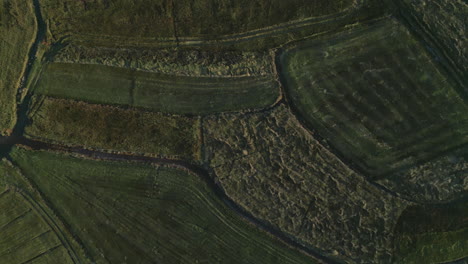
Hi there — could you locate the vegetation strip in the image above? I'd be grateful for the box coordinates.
[33,62,280,114]
[52,45,274,78]
[25,96,201,161]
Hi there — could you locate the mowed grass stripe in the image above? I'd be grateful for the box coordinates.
[308,70,381,161]
[0,191,73,264]
[345,55,467,168]
[279,19,468,177]
[297,64,462,172]
[34,63,280,114]
[328,68,394,142]
[11,147,317,264]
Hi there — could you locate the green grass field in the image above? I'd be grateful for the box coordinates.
[0,159,89,263]
[0,189,74,264]
[25,96,201,160]
[10,147,317,264]
[394,199,468,263]
[33,62,280,114]
[278,18,468,178]
[0,0,36,135]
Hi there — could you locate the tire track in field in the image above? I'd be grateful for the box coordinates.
[73,0,364,48]
[9,137,341,264]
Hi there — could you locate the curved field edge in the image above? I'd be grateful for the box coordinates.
[0,0,37,135]
[9,147,322,264]
[276,18,468,179]
[393,198,468,263]
[32,62,281,115]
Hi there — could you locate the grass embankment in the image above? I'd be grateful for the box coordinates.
[10,147,317,264]
[0,0,36,135]
[25,97,201,160]
[33,62,280,114]
[279,19,468,178]
[0,188,73,264]
[394,199,468,263]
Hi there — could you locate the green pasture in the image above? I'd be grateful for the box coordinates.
[278,19,468,177]
[25,96,201,160]
[0,189,73,264]
[33,62,280,114]
[10,147,317,264]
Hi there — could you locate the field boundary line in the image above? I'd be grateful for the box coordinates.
[69,0,364,48]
